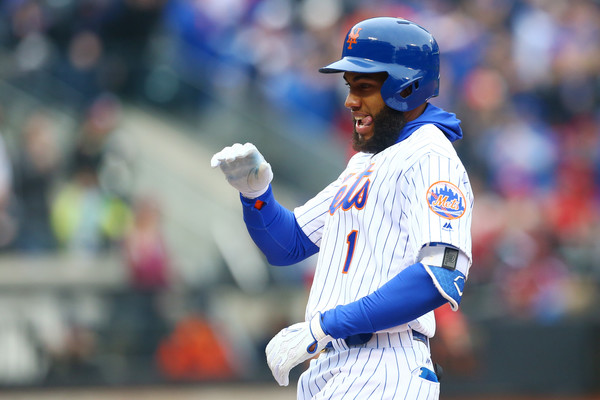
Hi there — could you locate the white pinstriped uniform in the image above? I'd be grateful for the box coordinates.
[299,332,439,399]
[293,124,473,399]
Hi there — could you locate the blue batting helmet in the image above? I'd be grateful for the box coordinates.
[320,17,440,112]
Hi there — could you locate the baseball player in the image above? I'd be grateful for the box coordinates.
[212,17,473,400]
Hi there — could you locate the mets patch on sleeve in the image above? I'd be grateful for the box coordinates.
[426,181,466,220]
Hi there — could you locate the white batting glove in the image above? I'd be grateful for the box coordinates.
[210,143,273,199]
[265,312,333,386]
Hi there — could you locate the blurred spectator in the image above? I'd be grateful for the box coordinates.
[497,223,572,321]
[70,93,135,199]
[432,304,477,376]
[50,93,133,255]
[157,314,237,381]
[98,0,167,96]
[49,162,132,255]
[124,196,170,290]
[103,196,172,371]
[477,112,559,196]
[0,108,16,251]
[12,110,60,252]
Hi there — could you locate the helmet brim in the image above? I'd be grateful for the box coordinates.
[319,56,387,73]
[319,56,418,80]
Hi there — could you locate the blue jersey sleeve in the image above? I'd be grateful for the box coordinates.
[321,262,447,339]
[240,185,319,266]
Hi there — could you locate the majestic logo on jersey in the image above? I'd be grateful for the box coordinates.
[346,27,362,49]
[427,181,466,220]
[329,164,373,214]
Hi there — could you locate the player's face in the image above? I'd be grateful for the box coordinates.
[344,72,387,140]
[343,72,406,153]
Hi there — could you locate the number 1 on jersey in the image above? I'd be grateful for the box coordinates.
[342,230,358,274]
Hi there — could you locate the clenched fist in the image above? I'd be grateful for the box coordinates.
[211,143,273,199]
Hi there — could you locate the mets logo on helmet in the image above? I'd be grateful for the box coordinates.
[347,27,362,49]
[427,181,466,219]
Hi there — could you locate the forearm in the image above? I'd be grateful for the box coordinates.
[241,186,319,265]
[321,262,447,339]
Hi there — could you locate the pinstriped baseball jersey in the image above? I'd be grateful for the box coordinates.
[298,331,440,400]
[294,124,473,337]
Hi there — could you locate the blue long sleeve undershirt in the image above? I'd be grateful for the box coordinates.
[320,262,447,339]
[240,185,448,339]
[240,186,319,266]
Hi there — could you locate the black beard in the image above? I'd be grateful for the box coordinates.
[352,106,407,154]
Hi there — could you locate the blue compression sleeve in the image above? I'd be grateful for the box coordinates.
[240,185,319,266]
[321,262,447,339]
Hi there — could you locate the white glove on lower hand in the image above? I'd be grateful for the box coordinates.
[210,143,273,199]
[265,312,333,386]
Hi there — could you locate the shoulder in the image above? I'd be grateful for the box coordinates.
[393,125,470,183]
[409,124,453,146]
[345,151,373,168]
[403,124,461,161]
[348,151,372,162]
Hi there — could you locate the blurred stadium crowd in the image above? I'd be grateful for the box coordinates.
[0,0,598,391]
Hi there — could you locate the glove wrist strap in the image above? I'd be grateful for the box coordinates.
[308,312,332,354]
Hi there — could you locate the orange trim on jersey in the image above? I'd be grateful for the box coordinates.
[329,164,374,215]
[346,179,370,211]
[342,230,358,274]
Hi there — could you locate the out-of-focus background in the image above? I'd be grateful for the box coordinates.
[0,0,598,399]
